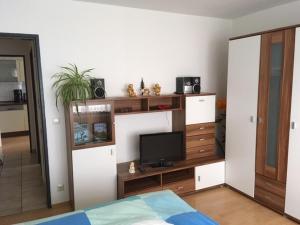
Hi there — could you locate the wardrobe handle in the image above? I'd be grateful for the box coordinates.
[199,138,205,141]
[250,116,255,123]
[291,121,296,130]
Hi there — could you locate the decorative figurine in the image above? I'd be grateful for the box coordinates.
[152,83,161,96]
[143,88,150,96]
[129,162,136,174]
[127,84,137,97]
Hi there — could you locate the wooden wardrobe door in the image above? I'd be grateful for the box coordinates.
[256,29,295,182]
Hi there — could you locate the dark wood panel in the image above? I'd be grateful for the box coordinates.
[277,28,295,183]
[255,187,285,213]
[255,174,286,198]
[186,123,215,136]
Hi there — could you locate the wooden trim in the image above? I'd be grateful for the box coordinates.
[1,131,29,138]
[230,24,300,41]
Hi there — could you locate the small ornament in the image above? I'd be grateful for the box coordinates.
[143,88,150,96]
[127,84,137,97]
[129,162,136,174]
[152,83,161,96]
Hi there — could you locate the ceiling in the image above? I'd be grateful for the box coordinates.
[77,0,297,18]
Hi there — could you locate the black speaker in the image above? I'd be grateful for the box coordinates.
[192,77,201,94]
[176,77,201,94]
[91,79,105,99]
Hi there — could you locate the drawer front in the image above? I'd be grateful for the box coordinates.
[163,179,195,195]
[186,123,215,137]
[186,95,216,125]
[186,134,215,148]
[255,187,285,212]
[195,162,225,190]
[186,145,215,160]
[255,174,286,198]
[124,186,162,198]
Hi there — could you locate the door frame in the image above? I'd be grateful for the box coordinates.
[0,32,51,207]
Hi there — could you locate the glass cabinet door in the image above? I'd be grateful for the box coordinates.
[256,29,295,181]
[266,43,283,168]
[70,100,115,149]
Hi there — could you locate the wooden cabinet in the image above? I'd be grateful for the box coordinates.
[195,161,225,190]
[254,29,295,213]
[72,145,117,210]
[225,36,261,198]
[285,27,300,220]
[185,95,215,125]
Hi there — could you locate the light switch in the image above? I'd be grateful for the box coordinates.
[53,118,60,124]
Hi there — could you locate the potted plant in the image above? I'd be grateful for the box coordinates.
[52,64,94,108]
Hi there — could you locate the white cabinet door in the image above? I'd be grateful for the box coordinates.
[72,145,117,210]
[225,36,261,198]
[195,162,225,190]
[285,28,300,220]
[186,95,215,125]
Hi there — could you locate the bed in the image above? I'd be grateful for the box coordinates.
[18,190,218,225]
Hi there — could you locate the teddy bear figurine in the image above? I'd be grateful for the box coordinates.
[152,83,161,96]
[127,84,137,97]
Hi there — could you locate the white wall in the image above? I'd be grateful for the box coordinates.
[232,0,300,36]
[0,0,231,204]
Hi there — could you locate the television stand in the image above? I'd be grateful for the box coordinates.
[150,161,174,168]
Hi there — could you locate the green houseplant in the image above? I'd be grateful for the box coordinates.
[52,64,94,108]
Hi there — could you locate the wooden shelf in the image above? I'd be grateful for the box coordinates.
[111,94,183,115]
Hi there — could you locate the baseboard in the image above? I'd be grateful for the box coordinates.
[2,131,29,138]
[285,214,300,224]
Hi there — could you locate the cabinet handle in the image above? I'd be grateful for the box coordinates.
[199,138,205,141]
[199,149,206,153]
[199,127,205,130]
[177,186,184,190]
[110,149,113,156]
[198,176,201,182]
[291,121,296,130]
[198,99,205,102]
[250,116,255,123]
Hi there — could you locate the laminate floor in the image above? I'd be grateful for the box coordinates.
[1,185,298,224]
[0,136,47,217]
[184,187,298,225]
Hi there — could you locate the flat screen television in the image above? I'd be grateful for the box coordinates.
[139,131,184,167]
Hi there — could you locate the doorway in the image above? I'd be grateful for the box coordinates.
[0,33,50,216]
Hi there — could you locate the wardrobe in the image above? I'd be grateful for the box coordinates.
[226,26,300,220]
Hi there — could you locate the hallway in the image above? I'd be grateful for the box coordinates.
[0,136,47,216]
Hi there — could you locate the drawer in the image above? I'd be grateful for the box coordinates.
[186,95,216,125]
[124,186,162,198]
[255,174,286,198]
[163,179,195,195]
[186,145,215,160]
[255,187,285,212]
[195,161,225,190]
[186,123,215,137]
[186,134,215,148]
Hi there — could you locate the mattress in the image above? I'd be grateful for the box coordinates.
[18,190,218,225]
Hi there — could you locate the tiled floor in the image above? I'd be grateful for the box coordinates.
[0,136,47,217]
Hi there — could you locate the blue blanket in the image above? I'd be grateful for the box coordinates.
[20,190,218,225]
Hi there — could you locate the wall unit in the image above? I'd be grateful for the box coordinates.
[225,35,261,197]
[285,27,300,221]
[65,93,219,209]
[226,27,297,215]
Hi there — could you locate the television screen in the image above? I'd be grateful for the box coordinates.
[140,131,184,166]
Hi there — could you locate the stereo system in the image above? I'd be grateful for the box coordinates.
[176,77,201,94]
[90,79,106,99]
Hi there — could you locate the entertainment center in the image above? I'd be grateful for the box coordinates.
[64,92,225,209]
